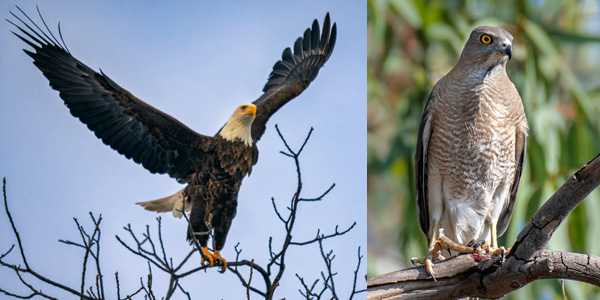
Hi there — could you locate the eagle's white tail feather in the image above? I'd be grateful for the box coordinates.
[136,189,190,218]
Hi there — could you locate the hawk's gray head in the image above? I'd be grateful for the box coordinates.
[459,26,514,69]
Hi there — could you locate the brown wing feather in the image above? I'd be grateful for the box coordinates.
[9,7,212,181]
[415,93,435,242]
[496,129,527,237]
[251,13,336,141]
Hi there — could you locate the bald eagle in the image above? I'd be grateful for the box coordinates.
[8,7,336,272]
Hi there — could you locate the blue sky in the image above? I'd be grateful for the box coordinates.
[0,1,365,299]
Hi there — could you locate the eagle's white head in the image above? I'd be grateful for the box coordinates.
[219,103,256,147]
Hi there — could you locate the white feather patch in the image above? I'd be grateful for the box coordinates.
[219,104,255,146]
[446,199,484,244]
[136,189,190,219]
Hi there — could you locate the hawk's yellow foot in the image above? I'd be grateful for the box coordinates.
[482,243,510,257]
[412,229,484,280]
[491,246,506,257]
[484,221,509,258]
[411,230,447,281]
[410,256,439,281]
[438,234,483,254]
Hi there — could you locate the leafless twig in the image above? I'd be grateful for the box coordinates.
[0,126,363,299]
[0,178,145,300]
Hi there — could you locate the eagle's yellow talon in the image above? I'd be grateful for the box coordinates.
[200,247,227,272]
[201,247,215,267]
[214,250,228,272]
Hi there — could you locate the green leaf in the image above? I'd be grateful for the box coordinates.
[388,0,421,28]
[547,30,600,44]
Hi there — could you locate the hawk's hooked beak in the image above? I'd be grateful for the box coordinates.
[502,39,513,60]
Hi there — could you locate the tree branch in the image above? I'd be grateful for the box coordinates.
[0,126,363,299]
[367,153,600,299]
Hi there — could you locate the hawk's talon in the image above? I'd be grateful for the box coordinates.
[410,257,421,267]
[489,246,506,256]
[473,240,486,254]
[432,253,446,262]
[411,257,437,281]
[424,259,436,281]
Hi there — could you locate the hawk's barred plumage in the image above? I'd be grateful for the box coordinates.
[413,26,528,279]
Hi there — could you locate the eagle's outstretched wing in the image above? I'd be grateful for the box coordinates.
[8,6,212,181]
[251,13,337,141]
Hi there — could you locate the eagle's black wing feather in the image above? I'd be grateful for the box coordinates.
[251,13,336,141]
[9,6,211,182]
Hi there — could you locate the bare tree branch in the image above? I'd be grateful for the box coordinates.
[291,223,358,246]
[0,178,155,300]
[0,178,99,300]
[2,178,30,269]
[350,247,366,299]
[0,126,363,299]
[367,153,600,299]
[247,259,254,300]
[318,237,339,299]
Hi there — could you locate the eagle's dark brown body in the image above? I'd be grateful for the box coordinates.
[186,138,258,250]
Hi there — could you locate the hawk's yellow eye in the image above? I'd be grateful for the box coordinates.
[480,34,493,44]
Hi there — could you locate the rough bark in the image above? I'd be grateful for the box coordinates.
[367,153,600,299]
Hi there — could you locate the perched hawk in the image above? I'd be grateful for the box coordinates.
[413,26,528,278]
[9,7,336,272]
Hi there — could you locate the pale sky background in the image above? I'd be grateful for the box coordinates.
[0,1,365,299]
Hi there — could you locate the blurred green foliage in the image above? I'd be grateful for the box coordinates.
[367,0,600,299]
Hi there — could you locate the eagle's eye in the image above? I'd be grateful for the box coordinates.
[480,34,493,44]
[241,105,247,110]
